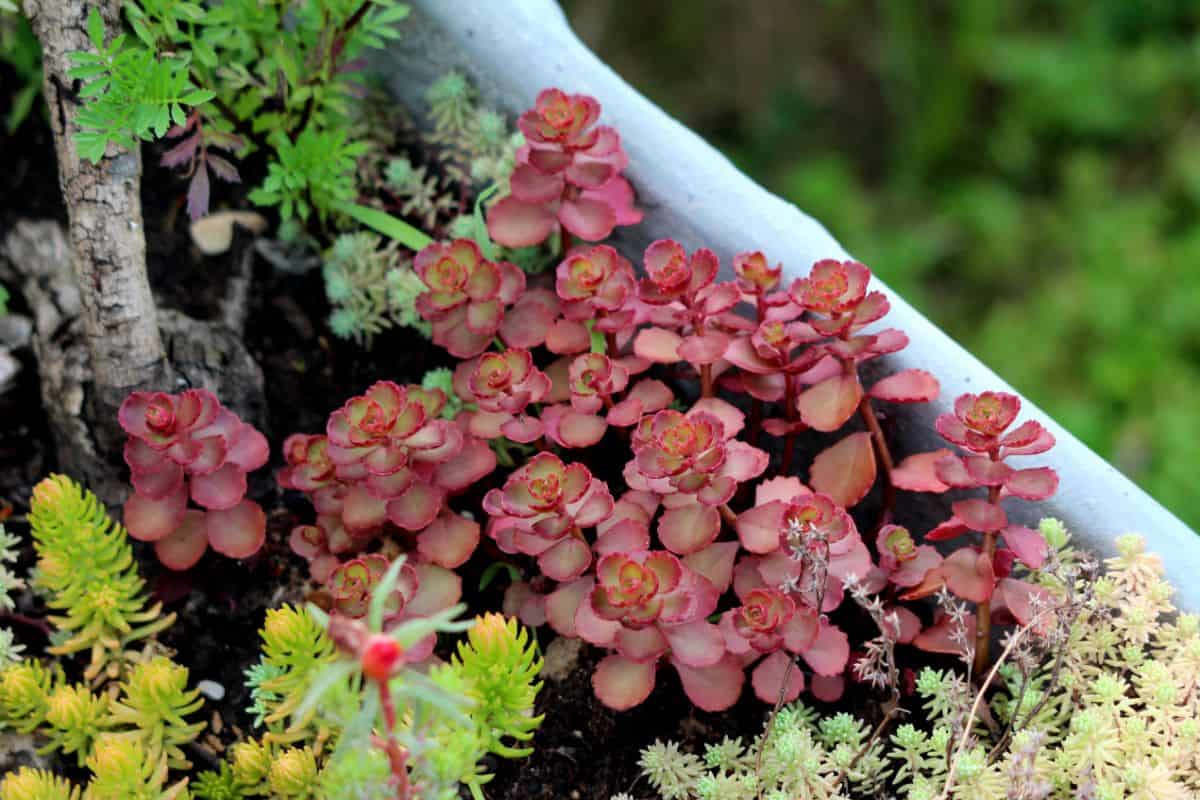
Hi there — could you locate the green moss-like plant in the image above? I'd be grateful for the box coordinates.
[0,768,80,800]
[245,604,337,748]
[28,475,174,682]
[105,656,205,771]
[322,232,430,347]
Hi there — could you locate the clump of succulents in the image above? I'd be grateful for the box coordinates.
[119,389,270,570]
[323,231,431,347]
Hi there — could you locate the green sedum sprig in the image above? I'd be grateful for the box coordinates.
[28,474,174,682]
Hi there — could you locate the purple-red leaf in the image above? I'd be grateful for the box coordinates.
[867,369,939,403]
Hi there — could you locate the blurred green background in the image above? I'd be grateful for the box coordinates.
[564,0,1200,531]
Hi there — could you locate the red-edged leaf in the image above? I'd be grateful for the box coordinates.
[1003,467,1059,501]
[797,373,862,432]
[913,612,977,655]
[942,548,994,603]
[1001,524,1048,569]
[868,369,939,403]
[206,499,266,559]
[808,432,876,508]
[633,327,682,363]
[891,449,954,493]
[592,654,656,711]
[952,498,1008,532]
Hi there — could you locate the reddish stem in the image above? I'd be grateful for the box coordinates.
[605,331,619,358]
[0,611,52,636]
[377,681,412,799]
[972,482,1003,677]
[782,374,798,472]
[857,397,897,534]
[700,364,714,398]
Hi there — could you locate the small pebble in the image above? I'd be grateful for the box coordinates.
[197,679,226,701]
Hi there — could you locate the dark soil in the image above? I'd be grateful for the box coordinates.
[0,73,922,799]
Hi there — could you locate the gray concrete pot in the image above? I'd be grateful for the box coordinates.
[376,0,1199,610]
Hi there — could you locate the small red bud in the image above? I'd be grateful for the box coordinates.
[361,634,404,682]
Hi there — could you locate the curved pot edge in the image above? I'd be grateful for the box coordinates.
[375,0,1200,612]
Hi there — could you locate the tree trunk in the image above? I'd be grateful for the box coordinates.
[23,0,170,453]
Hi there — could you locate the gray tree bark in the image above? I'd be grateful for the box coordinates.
[23,0,171,454]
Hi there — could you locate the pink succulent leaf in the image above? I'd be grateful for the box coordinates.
[124,484,188,542]
[503,581,548,628]
[547,406,608,448]
[153,509,209,571]
[430,309,495,358]
[724,335,778,374]
[608,379,673,426]
[558,196,617,241]
[752,651,804,704]
[227,425,270,472]
[682,541,739,594]
[396,565,459,623]
[891,449,954,493]
[500,414,545,444]
[583,175,643,226]
[487,196,557,248]
[961,455,1012,487]
[671,655,745,712]
[633,327,683,363]
[576,591,622,647]
[386,482,444,531]
[797,373,863,432]
[662,619,726,668]
[690,397,746,439]
[544,577,591,638]
[616,626,670,662]
[996,577,1056,630]
[755,476,810,505]
[433,438,496,492]
[925,516,970,542]
[931,454,976,489]
[417,511,480,568]
[658,502,721,555]
[914,611,977,655]
[592,654,657,711]
[130,460,185,501]
[736,500,785,554]
[1003,467,1059,501]
[890,545,943,588]
[952,498,1008,532]
[500,291,558,350]
[1001,423,1056,456]
[809,673,845,703]
[799,620,850,676]
[1001,524,1049,569]
[677,329,731,365]
[206,500,267,559]
[537,537,593,581]
[546,318,592,354]
[510,163,565,202]
[942,548,995,603]
[342,484,389,532]
[808,432,876,509]
[595,519,652,555]
[868,369,940,403]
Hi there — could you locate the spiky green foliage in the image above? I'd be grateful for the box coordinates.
[0,525,25,666]
[0,768,80,800]
[249,128,366,222]
[321,232,430,346]
[637,529,1200,800]
[450,612,544,759]
[245,604,337,747]
[84,736,190,800]
[190,765,244,800]
[28,474,174,682]
[0,658,60,732]
[105,656,205,771]
[43,684,110,765]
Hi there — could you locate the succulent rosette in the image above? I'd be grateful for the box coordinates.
[325,554,462,662]
[542,521,742,712]
[414,239,527,358]
[567,353,629,414]
[455,348,552,443]
[722,558,852,703]
[484,453,614,581]
[625,399,768,554]
[555,245,637,326]
[120,389,269,570]
[487,89,643,247]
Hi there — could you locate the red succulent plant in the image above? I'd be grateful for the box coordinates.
[487,89,643,248]
[120,389,269,570]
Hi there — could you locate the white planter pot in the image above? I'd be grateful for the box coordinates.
[375,0,1199,610]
